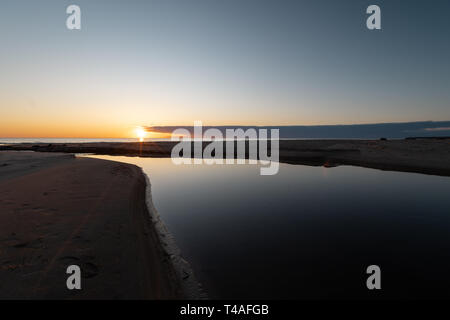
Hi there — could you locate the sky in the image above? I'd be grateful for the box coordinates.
[1,0,449,138]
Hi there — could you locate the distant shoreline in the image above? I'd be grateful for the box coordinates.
[1,138,450,177]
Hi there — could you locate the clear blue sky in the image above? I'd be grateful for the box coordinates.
[1,0,449,137]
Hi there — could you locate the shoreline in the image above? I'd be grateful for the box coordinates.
[1,138,450,177]
[0,151,185,299]
[141,171,206,299]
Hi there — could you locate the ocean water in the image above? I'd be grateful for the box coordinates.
[86,155,450,299]
[0,138,170,144]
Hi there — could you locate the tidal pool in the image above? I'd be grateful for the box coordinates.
[87,155,450,299]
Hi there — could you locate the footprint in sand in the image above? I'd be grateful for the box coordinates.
[83,263,99,278]
[13,242,29,248]
[12,238,44,249]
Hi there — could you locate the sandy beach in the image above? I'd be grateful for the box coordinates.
[0,151,182,299]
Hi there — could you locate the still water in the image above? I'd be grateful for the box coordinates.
[87,155,450,299]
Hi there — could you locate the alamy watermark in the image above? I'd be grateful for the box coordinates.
[366,5,381,30]
[66,5,81,30]
[366,265,381,290]
[66,265,81,290]
[65,4,381,31]
[170,121,280,176]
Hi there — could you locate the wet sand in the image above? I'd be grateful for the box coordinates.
[0,151,182,299]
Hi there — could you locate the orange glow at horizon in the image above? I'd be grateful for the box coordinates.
[135,126,146,142]
[0,117,177,139]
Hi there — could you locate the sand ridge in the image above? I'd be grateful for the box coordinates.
[2,138,450,176]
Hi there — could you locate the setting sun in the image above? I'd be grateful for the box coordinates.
[135,126,147,142]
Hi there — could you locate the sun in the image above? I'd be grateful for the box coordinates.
[135,126,147,142]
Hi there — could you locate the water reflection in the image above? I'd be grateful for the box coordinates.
[87,155,450,299]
